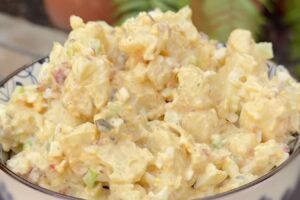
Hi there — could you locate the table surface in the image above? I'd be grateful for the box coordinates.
[0,13,67,81]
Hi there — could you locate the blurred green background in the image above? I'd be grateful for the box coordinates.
[1,0,300,78]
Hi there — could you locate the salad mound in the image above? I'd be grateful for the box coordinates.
[1,7,300,200]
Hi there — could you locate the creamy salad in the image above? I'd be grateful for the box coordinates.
[1,7,300,200]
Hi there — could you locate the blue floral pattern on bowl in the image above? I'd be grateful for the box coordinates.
[0,58,45,103]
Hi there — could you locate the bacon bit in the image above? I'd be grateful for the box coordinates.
[202,148,209,157]
[239,159,246,167]
[249,149,255,156]
[53,69,67,85]
[37,85,46,92]
[283,145,290,153]
[50,164,56,172]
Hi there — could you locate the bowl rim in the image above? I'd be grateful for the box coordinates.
[0,57,300,200]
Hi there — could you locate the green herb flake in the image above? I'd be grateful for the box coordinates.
[23,140,33,150]
[16,87,25,94]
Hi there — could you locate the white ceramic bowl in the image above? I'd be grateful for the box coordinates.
[1,58,300,200]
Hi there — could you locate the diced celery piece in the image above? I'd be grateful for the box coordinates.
[16,87,25,94]
[83,168,99,188]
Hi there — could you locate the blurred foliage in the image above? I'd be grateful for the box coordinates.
[284,0,300,60]
[193,0,265,42]
[113,0,190,24]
